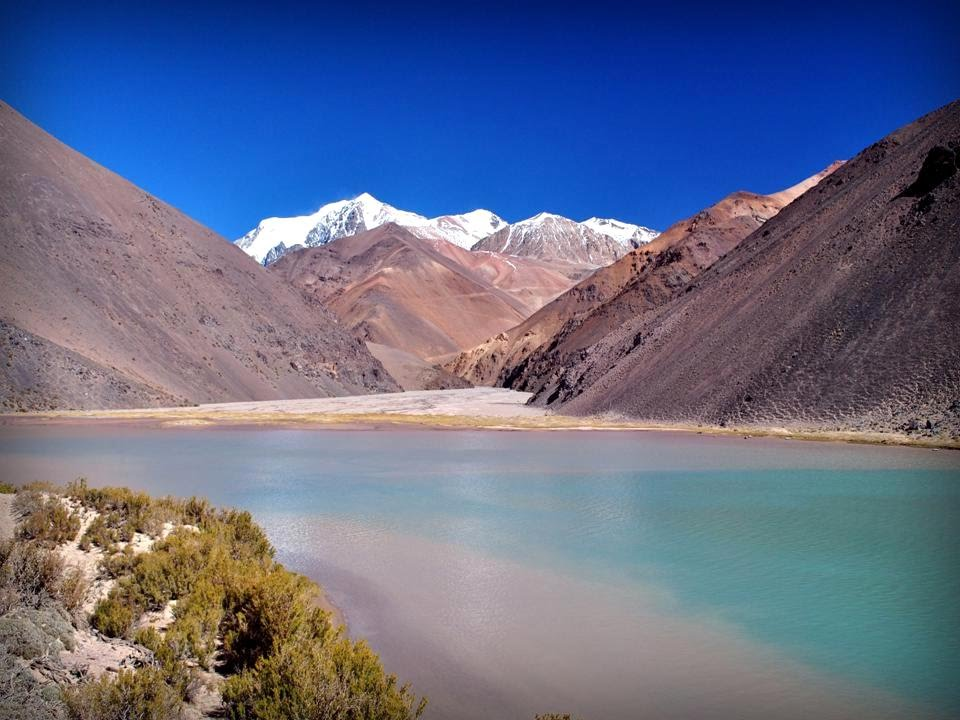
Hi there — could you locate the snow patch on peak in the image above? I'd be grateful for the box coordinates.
[235,193,432,264]
[581,217,659,247]
[425,209,508,249]
[234,193,658,266]
[514,211,568,226]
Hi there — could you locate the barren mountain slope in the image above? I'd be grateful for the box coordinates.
[365,342,471,392]
[0,102,397,411]
[271,224,575,361]
[448,165,838,386]
[549,101,960,437]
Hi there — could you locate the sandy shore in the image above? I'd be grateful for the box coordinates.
[1,388,956,450]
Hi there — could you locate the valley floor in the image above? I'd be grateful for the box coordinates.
[1,387,957,449]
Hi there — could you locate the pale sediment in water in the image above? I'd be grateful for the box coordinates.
[273,518,937,720]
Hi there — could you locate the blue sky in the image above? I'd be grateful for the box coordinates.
[2,0,958,239]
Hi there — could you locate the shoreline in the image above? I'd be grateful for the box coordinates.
[1,409,956,450]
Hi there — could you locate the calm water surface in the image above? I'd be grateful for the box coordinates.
[1,426,958,720]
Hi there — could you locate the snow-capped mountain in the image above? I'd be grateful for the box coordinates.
[235,193,432,265]
[428,209,507,250]
[581,217,659,248]
[236,194,507,264]
[235,193,656,266]
[471,212,632,267]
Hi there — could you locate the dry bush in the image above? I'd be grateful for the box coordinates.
[56,567,89,622]
[16,495,80,546]
[0,539,64,609]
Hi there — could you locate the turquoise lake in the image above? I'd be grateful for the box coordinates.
[1,425,958,719]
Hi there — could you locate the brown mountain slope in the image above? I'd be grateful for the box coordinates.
[447,164,839,386]
[270,224,578,361]
[546,101,960,438]
[0,102,397,411]
[365,342,471,392]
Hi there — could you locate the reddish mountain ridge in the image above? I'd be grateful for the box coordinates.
[0,102,398,411]
[540,101,960,438]
[271,224,581,363]
[448,164,839,386]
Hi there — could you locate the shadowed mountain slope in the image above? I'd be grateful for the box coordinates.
[0,102,398,411]
[543,101,960,437]
[270,224,580,361]
[448,165,839,386]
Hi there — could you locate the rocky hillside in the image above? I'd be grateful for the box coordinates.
[537,101,960,438]
[448,165,839,386]
[0,102,397,411]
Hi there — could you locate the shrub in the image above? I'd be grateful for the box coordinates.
[217,509,274,561]
[0,612,61,659]
[78,514,116,552]
[0,606,75,658]
[0,482,16,494]
[57,567,89,621]
[132,628,197,702]
[222,639,426,720]
[168,575,224,669]
[68,481,178,539]
[63,667,181,720]
[221,566,332,673]
[32,482,426,720]
[0,539,64,608]
[16,497,80,546]
[91,595,135,638]
[102,547,136,580]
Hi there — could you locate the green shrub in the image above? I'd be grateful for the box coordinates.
[78,514,116,552]
[217,508,274,561]
[222,638,426,720]
[0,481,16,494]
[91,595,135,638]
[63,667,181,720]
[168,575,224,669]
[102,545,137,579]
[221,566,332,672]
[39,482,427,720]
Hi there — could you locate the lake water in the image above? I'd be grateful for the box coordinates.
[1,425,958,719]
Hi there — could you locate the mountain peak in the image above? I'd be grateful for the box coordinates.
[580,217,659,247]
[236,197,657,266]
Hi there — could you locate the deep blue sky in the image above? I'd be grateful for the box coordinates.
[2,1,958,238]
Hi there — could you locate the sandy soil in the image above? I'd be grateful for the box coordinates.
[0,494,13,540]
